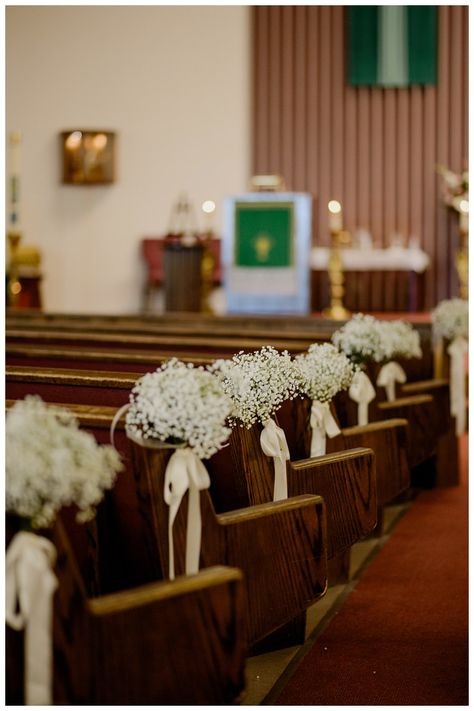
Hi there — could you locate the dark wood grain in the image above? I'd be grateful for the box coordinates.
[129,440,328,645]
[208,415,377,561]
[6,518,247,705]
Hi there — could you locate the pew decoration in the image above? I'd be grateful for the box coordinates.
[6,395,123,705]
[124,358,233,579]
[432,298,469,436]
[210,346,300,501]
[375,320,422,401]
[331,314,422,423]
[294,343,355,456]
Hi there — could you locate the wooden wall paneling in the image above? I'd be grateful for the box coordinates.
[307,6,319,243]
[294,7,307,192]
[448,6,466,296]
[251,6,467,307]
[318,7,333,247]
[423,85,437,309]
[331,6,345,207]
[253,6,269,172]
[269,7,282,174]
[281,6,295,188]
[435,6,451,305]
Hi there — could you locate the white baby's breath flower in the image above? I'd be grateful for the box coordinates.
[331,314,386,365]
[377,320,422,360]
[294,343,356,402]
[432,298,468,342]
[210,346,301,428]
[126,358,232,459]
[332,313,422,364]
[6,396,123,528]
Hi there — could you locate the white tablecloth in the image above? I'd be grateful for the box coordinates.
[311,246,430,273]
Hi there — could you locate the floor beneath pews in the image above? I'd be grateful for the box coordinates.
[242,502,410,705]
[243,434,468,705]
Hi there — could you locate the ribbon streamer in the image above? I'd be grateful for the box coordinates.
[349,370,376,426]
[376,361,407,401]
[163,448,210,580]
[6,532,58,705]
[310,400,341,456]
[447,336,468,436]
[260,418,290,501]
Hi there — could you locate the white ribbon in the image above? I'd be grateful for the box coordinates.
[447,336,468,436]
[376,361,407,401]
[349,370,376,426]
[310,400,341,456]
[163,448,210,580]
[260,418,290,501]
[6,532,58,705]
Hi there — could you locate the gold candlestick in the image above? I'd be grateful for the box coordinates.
[456,201,468,299]
[323,200,351,320]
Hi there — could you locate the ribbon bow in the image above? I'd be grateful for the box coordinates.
[376,361,407,401]
[447,336,468,436]
[349,370,376,426]
[163,448,210,580]
[260,418,290,501]
[6,531,58,705]
[310,400,341,457]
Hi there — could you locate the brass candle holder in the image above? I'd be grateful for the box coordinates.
[323,200,351,320]
[456,203,468,299]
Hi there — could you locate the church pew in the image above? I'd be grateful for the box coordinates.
[5,385,328,647]
[6,366,377,586]
[6,311,435,381]
[276,397,410,536]
[6,517,247,705]
[129,438,328,646]
[402,379,459,487]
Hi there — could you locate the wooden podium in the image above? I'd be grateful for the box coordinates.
[163,237,203,312]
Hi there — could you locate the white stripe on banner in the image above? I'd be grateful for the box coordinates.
[378,6,408,87]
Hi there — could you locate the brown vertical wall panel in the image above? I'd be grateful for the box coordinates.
[251,5,468,308]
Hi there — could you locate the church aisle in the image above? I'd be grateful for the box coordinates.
[269,435,468,705]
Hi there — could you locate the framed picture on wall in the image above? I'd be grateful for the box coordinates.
[60,130,116,185]
[222,192,312,314]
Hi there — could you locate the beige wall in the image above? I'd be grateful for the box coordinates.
[6,5,251,312]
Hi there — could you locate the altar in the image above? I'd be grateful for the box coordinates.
[311,245,430,313]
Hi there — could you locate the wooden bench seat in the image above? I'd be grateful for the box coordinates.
[6,518,246,705]
[5,386,328,647]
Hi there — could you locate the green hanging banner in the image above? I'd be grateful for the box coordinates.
[234,203,294,268]
[347,6,438,87]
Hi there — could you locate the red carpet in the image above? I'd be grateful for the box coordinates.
[275,435,468,705]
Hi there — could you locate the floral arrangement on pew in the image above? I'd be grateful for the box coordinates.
[6,395,123,706]
[210,345,300,501]
[121,358,233,579]
[294,343,356,456]
[432,298,468,436]
[375,320,422,400]
[331,314,422,423]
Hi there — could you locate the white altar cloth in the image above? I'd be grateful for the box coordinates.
[311,246,430,273]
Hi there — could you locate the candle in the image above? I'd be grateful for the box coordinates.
[9,131,22,230]
[328,200,343,232]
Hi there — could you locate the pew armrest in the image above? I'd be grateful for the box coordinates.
[288,447,377,558]
[87,566,246,705]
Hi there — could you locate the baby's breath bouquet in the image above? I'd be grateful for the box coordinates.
[125,358,233,580]
[431,298,468,437]
[331,313,386,366]
[210,346,300,501]
[432,298,468,343]
[294,343,356,403]
[377,320,422,362]
[210,345,301,428]
[125,358,232,459]
[294,343,355,456]
[6,396,123,529]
